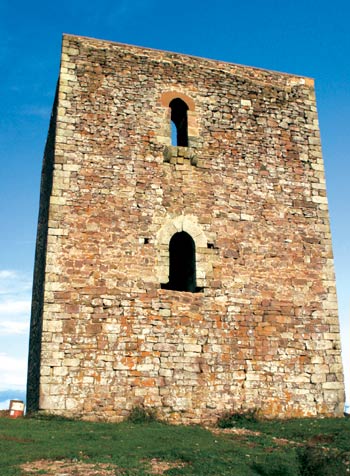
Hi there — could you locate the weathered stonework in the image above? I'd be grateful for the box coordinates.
[27,34,345,423]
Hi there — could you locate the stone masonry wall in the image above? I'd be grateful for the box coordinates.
[27,34,345,423]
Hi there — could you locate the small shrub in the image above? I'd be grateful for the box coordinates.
[252,460,298,476]
[217,409,260,428]
[127,406,158,424]
[26,411,76,422]
[298,445,348,476]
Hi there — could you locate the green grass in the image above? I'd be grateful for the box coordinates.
[0,414,349,475]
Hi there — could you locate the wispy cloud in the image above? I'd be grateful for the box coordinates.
[20,105,51,119]
[0,300,31,315]
[0,353,27,390]
[0,270,18,280]
[0,270,32,295]
[0,320,29,335]
[0,270,32,337]
[0,271,31,389]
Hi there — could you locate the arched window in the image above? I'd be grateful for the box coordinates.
[169,98,189,147]
[163,231,196,292]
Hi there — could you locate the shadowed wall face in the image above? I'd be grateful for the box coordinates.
[26,89,57,412]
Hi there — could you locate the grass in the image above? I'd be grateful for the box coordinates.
[0,413,349,475]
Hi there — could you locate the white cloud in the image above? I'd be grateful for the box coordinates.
[0,270,18,280]
[0,269,32,296]
[0,320,29,335]
[0,353,27,390]
[0,270,32,337]
[0,300,31,316]
[0,270,30,386]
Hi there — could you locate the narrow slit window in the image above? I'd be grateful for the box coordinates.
[169,98,189,147]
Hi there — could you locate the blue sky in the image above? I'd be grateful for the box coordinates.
[0,0,349,404]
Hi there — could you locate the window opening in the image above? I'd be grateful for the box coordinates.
[169,98,189,147]
[162,231,197,292]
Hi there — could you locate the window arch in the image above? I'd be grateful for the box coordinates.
[162,231,196,292]
[156,215,210,291]
[169,98,189,147]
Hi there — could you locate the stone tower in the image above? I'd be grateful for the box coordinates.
[27,34,345,423]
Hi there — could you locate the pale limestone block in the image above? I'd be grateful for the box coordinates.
[154,343,177,352]
[172,215,184,232]
[159,309,171,317]
[60,72,77,82]
[182,337,198,344]
[136,364,154,371]
[53,367,68,377]
[311,374,326,383]
[42,321,63,333]
[322,382,344,390]
[64,358,80,367]
[323,390,342,403]
[184,344,201,353]
[104,323,121,333]
[66,398,80,410]
[311,195,328,204]
[40,395,66,410]
[50,196,67,205]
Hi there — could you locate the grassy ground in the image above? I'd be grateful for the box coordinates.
[0,413,349,475]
